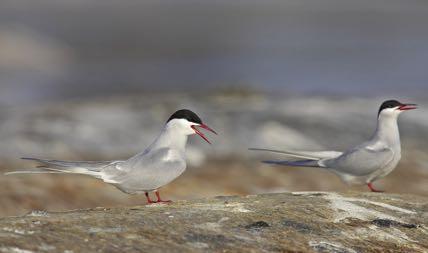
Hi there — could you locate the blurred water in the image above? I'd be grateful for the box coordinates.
[0,0,428,105]
[0,94,426,164]
[1,93,427,214]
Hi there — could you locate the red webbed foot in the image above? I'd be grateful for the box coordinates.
[145,192,156,204]
[155,191,172,204]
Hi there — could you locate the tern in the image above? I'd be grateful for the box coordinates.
[250,100,417,192]
[6,109,217,203]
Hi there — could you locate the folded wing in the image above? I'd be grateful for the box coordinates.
[324,146,394,176]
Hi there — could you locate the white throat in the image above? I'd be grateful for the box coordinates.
[150,126,189,151]
[373,112,401,147]
[147,118,195,152]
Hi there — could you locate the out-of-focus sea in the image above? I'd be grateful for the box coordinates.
[0,93,426,217]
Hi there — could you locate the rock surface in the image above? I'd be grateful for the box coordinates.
[0,192,427,253]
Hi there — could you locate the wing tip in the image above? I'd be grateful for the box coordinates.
[261,159,317,167]
[4,170,34,175]
[248,147,268,151]
[21,157,38,161]
[4,170,64,175]
[261,160,285,165]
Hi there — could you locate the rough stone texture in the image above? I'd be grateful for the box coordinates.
[0,192,427,253]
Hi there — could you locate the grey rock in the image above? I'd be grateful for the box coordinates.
[0,192,427,253]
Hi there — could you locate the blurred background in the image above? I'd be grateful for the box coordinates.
[0,0,427,217]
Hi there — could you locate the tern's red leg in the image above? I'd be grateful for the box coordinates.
[145,192,155,204]
[368,183,384,193]
[155,191,172,203]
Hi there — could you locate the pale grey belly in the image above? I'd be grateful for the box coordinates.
[330,170,368,185]
[367,154,401,182]
[114,162,186,194]
[329,154,401,185]
[334,156,401,185]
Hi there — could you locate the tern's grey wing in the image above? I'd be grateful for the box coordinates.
[323,145,394,176]
[101,148,186,192]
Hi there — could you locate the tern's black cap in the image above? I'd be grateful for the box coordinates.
[167,109,202,124]
[378,100,402,115]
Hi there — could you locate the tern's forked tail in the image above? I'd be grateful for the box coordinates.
[4,157,113,178]
[249,147,343,168]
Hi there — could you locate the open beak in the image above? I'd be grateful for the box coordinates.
[398,103,418,111]
[191,124,217,144]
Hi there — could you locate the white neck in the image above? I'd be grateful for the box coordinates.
[373,113,401,147]
[149,127,188,152]
[147,121,191,152]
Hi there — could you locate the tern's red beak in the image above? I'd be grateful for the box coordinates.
[399,103,418,111]
[191,124,217,144]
